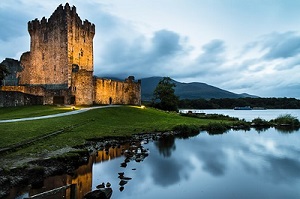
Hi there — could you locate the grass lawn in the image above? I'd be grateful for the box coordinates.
[0,106,234,155]
[0,105,75,120]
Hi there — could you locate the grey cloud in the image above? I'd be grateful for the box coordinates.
[202,39,225,54]
[96,29,186,78]
[192,139,228,176]
[196,39,226,64]
[151,30,182,58]
[274,56,300,70]
[200,152,227,176]
[262,32,300,60]
[149,156,183,187]
[264,156,300,183]
[173,39,228,79]
[147,138,193,187]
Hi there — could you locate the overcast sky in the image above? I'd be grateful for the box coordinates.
[1,0,300,98]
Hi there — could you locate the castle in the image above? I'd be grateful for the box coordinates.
[0,3,141,107]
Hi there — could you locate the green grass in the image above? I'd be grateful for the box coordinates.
[0,105,75,120]
[0,106,234,154]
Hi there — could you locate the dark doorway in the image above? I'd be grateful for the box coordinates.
[109,97,112,105]
[70,96,75,105]
[53,96,65,105]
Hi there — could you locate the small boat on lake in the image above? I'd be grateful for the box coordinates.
[234,106,252,110]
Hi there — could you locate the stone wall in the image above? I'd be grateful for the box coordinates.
[0,58,22,86]
[20,3,94,88]
[1,86,45,96]
[94,77,141,105]
[0,91,43,107]
[0,3,141,107]
[66,4,95,86]
[0,86,70,105]
[71,69,94,105]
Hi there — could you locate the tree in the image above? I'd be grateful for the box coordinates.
[0,63,10,86]
[152,77,179,111]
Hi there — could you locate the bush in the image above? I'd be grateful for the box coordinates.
[205,122,230,135]
[271,114,300,126]
[251,117,270,127]
[172,124,199,138]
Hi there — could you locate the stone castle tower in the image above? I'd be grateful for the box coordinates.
[20,3,95,88]
[0,3,141,107]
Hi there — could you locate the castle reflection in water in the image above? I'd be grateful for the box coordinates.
[10,142,136,199]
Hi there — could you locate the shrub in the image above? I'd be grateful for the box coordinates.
[172,124,199,138]
[251,117,270,127]
[271,114,300,126]
[205,122,230,135]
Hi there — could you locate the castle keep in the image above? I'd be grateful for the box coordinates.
[0,3,141,106]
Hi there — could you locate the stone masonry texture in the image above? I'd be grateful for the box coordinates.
[0,3,141,107]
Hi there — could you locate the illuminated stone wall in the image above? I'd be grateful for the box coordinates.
[94,77,141,105]
[0,3,141,107]
[71,69,94,105]
[19,3,94,88]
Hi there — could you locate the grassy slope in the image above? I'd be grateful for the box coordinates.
[0,106,231,154]
[0,105,74,120]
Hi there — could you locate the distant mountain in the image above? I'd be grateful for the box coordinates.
[141,77,258,101]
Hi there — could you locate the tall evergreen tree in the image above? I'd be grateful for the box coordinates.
[153,77,179,111]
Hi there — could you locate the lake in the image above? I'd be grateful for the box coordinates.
[8,110,300,199]
[179,109,300,121]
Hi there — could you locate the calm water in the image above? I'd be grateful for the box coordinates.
[10,110,300,199]
[180,109,300,121]
[91,129,300,199]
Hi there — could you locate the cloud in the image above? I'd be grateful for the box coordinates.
[261,32,300,60]
[2,1,300,98]
[196,39,226,71]
[151,30,182,58]
[95,27,187,78]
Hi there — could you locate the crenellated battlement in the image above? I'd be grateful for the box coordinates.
[28,3,95,36]
[1,3,141,107]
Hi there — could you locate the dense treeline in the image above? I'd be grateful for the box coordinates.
[178,97,300,109]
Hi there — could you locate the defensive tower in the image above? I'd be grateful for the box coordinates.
[1,3,141,107]
[20,3,95,88]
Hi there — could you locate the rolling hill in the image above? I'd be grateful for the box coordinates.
[141,77,257,101]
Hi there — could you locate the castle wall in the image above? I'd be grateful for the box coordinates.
[25,10,69,86]
[66,5,95,87]
[0,91,43,107]
[0,86,45,96]
[94,77,141,105]
[20,3,94,88]
[71,69,94,105]
[19,52,31,85]
[0,58,22,86]
[0,86,70,105]
[0,3,141,107]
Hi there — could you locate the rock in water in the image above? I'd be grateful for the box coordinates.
[96,182,105,189]
[84,188,113,199]
[119,180,128,186]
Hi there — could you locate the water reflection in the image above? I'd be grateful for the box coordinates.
[275,125,300,133]
[154,135,176,157]
[8,128,300,199]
